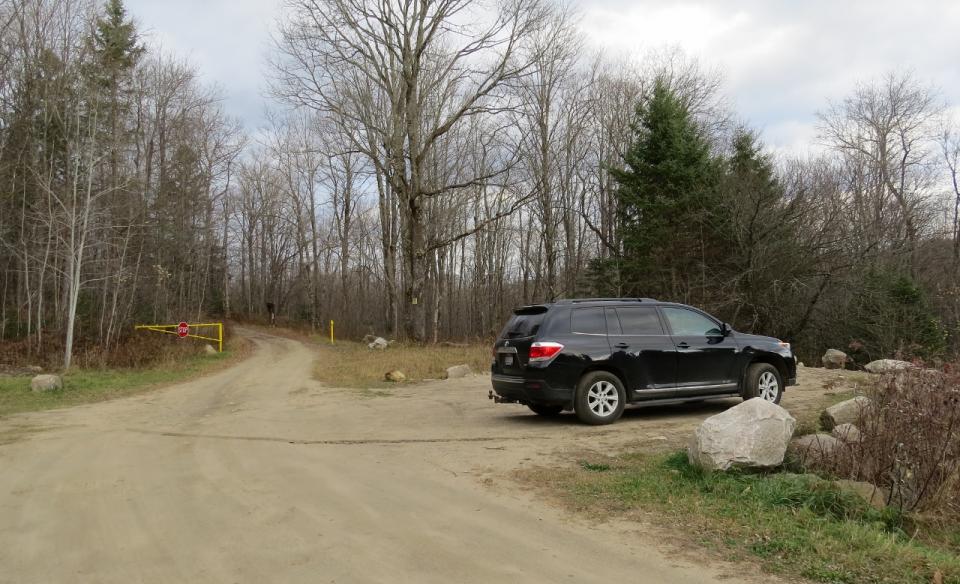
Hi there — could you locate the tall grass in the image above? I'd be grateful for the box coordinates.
[312,341,491,387]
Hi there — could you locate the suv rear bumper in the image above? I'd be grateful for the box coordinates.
[491,374,573,406]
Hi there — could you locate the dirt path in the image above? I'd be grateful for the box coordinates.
[0,330,850,583]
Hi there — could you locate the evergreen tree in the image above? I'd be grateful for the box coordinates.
[605,79,722,299]
[718,128,791,331]
[91,0,144,88]
[86,0,144,207]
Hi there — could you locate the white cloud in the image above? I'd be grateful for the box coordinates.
[578,0,960,155]
[123,0,960,154]
[127,0,282,128]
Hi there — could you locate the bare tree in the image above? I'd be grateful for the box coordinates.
[819,72,942,274]
[941,117,960,274]
[273,0,555,340]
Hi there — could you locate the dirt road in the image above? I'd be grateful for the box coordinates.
[0,330,846,583]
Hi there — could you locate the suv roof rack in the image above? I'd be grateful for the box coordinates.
[554,297,657,304]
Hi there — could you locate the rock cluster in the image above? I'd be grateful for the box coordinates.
[688,391,889,509]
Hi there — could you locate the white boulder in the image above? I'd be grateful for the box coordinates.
[384,370,406,382]
[864,359,914,374]
[821,349,848,369]
[831,423,862,444]
[833,479,887,510]
[820,396,871,430]
[368,337,389,350]
[30,374,63,393]
[688,398,796,471]
[445,364,472,379]
[788,433,842,467]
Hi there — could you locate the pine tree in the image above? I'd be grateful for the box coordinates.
[606,79,722,299]
[87,0,143,174]
[91,0,144,86]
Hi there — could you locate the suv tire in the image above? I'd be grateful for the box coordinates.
[743,363,783,404]
[574,371,626,425]
[527,404,563,417]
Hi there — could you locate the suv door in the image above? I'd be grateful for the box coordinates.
[660,306,739,389]
[606,306,677,394]
[567,307,613,363]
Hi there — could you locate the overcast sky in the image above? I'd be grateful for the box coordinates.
[125,0,960,157]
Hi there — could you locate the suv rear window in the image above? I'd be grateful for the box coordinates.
[499,308,547,339]
[571,307,606,335]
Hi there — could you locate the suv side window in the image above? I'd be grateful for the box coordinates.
[571,307,606,335]
[661,307,722,336]
[614,307,663,335]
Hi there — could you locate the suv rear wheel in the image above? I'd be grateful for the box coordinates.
[574,371,626,425]
[743,363,783,404]
[527,404,563,417]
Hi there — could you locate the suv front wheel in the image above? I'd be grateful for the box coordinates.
[743,363,783,404]
[574,371,626,425]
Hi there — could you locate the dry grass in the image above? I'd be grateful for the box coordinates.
[0,333,251,418]
[312,341,491,387]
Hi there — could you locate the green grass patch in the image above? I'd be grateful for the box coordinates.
[521,451,960,584]
[0,346,244,418]
[312,340,491,388]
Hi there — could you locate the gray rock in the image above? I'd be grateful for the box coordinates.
[831,423,862,444]
[821,349,848,369]
[688,398,796,471]
[788,433,841,467]
[204,344,218,355]
[30,374,63,393]
[864,359,914,374]
[384,370,406,382]
[833,479,887,510]
[445,364,472,379]
[26,365,43,373]
[368,337,389,350]
[820,396,872,430]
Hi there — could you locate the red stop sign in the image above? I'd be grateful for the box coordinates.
[177,322,189,338]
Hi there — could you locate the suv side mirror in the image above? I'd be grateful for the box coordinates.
[721,322,732,337]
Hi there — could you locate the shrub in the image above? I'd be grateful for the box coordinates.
[817,367,960,519]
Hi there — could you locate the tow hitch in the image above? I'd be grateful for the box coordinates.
[488,390,520,404]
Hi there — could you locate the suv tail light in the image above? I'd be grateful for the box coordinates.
[528,341,564,364]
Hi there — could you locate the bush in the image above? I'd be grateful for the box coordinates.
[815,366,960,518]
[0,322,234,370]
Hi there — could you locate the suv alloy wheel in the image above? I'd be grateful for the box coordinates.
[574,371,626,425]
[743,363,783,404]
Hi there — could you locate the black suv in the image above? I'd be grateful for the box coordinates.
[489,298,797,425]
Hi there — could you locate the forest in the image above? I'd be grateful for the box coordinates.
[1,0,959,367]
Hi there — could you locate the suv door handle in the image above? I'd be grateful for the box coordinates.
[676,342,690,349]
[614,342,629,349]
